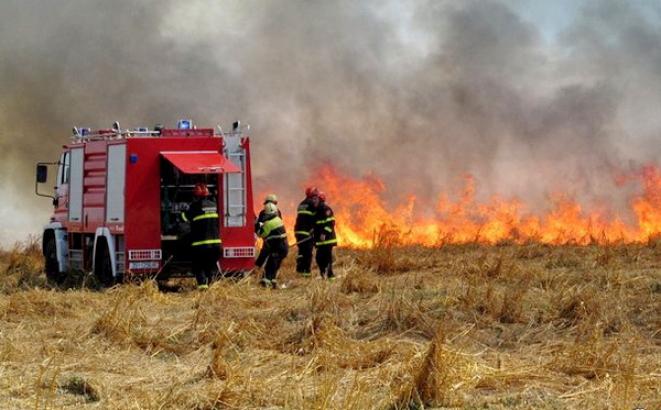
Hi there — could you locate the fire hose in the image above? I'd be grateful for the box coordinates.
[244,234,314,278]
[289,234,313,247]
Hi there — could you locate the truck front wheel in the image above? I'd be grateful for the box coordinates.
[44,233,63,284]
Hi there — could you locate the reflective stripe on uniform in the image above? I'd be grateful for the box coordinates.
[316,217,335,224]
[191,238,222,247]
[324,226,332,233]
[267,233,288,240]
[316,238,338,246]
[295,230,311,236]
[261,217,285,238]
[181,212,188,222]
[192,212,219,222]
[297,210,315,215]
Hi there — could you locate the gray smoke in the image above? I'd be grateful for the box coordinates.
[1,0,660,244]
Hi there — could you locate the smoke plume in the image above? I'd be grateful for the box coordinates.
[1,0,660,245]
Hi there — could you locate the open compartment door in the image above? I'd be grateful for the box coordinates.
[158,150,240,276]
[160,151,241,174]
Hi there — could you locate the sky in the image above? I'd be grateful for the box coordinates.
[513,0,581,41]
[1,0,661,246]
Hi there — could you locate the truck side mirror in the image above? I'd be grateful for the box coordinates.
[36,164,48,183]
[35,162,57,200]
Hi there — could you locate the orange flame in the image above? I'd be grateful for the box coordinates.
[291,164,661,247]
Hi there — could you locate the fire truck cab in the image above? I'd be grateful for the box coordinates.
[35,120,256,286]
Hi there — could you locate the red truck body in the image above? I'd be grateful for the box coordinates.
[37,122,256,284]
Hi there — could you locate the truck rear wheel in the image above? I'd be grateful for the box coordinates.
[44,234,64,284]
[94,242,115,287]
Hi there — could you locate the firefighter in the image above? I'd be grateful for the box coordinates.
[255,194,282,268]
[182,182,222,290]
[314,191,337,280]
[294,186,319,276]
[254,194,281,234]
[256,202,288,288]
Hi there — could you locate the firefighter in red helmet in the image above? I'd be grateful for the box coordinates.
[314,191,337,280]
[304,186,319,198]
[294,186,319,276]
[182,182,222,290]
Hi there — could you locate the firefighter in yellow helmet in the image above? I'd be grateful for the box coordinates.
[256,202,288,288]
[254,194,281,232]
[182,182,221,290]
[255,194,282,268]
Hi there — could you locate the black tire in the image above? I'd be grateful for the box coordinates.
[44,235,64,284]
[95,243,115,288]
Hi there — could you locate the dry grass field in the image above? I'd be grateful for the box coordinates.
[0,238,659,409]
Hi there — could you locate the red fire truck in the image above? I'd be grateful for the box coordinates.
[35,120,256,286]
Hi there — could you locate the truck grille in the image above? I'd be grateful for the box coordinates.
[70,249,84,271]
[128,249,162,261]
[223,247,255,258]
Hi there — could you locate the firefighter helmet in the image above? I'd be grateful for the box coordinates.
[305,186,319,198]
[264,202,278,216]
[264,194,278,204]
[193,182,209,197]
[318,191,327,202]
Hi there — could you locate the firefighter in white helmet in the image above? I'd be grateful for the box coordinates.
[182,182,222,290]
[255,202,288,288]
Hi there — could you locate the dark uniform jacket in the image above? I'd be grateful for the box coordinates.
[314,202,337,247]
[257,214,288,254]
[294,198,317,238]
[183,198,221,248]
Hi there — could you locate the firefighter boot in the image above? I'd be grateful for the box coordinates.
[296,255,311,277]
[326,264,335,281]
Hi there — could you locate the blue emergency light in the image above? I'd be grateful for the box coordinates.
[177,119,193,130]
